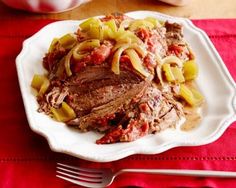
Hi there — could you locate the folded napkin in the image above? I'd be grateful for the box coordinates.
[0,18,235,188]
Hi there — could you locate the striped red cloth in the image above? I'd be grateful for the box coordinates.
[0,18,236,188]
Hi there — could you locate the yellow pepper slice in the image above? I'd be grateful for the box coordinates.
[103,26,114,40]
[179,84,195,106]
[115,29,140,44]
[38,79,50,97]
[183,60,199,81]
[58,33,77,50]
[179,84,204,106]
[144,17,162,28]
[88,24,103,40]
[31,74,45,90]
[171,66,185,83]
[190,87,204,106]
[48,38,59,53]
[31,74,50,97]
[162,63,175,82]
[51,102,76,122]
[104,19,117,32]
[64,49,73,77]
[129,19,154,31]
[79,17,101,31]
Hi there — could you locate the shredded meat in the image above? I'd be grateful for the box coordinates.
[165,21,192,61]
[136,27,168,58]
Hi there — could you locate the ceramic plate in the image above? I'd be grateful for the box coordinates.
[16,11,236,162]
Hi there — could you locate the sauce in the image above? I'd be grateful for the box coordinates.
[181,106,202,131]
[180,81,205,131]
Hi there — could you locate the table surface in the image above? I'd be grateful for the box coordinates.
[0,0,236,19]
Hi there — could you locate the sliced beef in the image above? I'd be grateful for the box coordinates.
[96,85,183,144]
[68,79,151,131]
[67,83,138,117]
[66,65,141,86]
[66,67,183,145]
[64,65,143,117]
[38,64,144,119]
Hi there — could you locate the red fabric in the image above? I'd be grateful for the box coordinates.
[0,18,236,188]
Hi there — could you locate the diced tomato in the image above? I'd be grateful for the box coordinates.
[72,41,113,73]
[136,27,150,41]
[147,33,160,53]
[120,55,130,64]
[168,44,183,56]
[123,119,149,140]
[119,55,133,70]
[72,55,90,73]
[91,43,112,65]
[141,122,149,133]
[143,54,156,72]
[96,126,124,144]
[73,61,87,73]
[97,114,116,127]
[188,51,195,60]
[139,103,149,113]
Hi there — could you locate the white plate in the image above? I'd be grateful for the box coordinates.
[16,11,236,162]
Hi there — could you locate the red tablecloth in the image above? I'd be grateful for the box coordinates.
[0,18,236,188]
